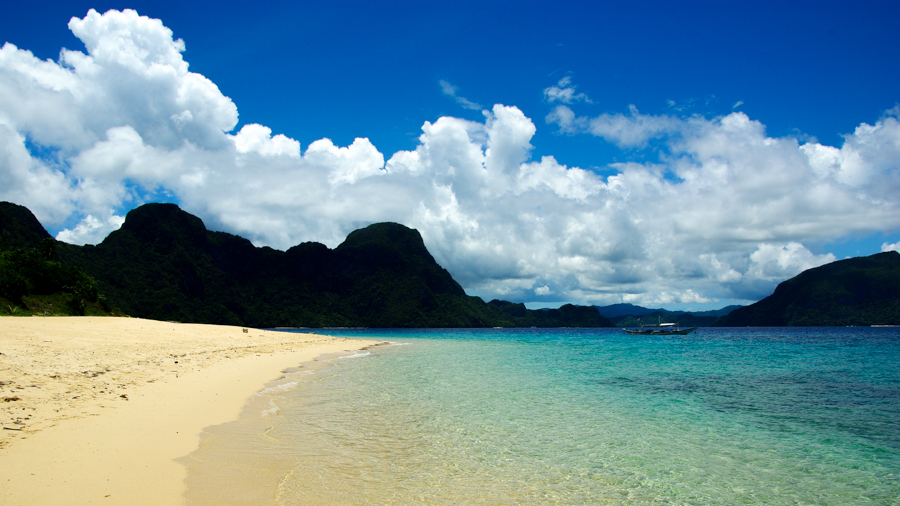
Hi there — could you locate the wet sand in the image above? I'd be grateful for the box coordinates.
[0,316,378,505]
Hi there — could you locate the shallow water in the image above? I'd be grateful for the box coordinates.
[183,328,900,505]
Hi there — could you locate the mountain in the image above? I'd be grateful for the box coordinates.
[2,202,613,328]
[596,303,741,319]
[715,251,900,326]
[0,202,116,316]
[0,202,53,250]
[595,303,664,318]
[691,305,744,318]
[596,303,741,327]
[488,300,616,327]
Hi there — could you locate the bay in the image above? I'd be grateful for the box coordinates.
[183,327,900,505]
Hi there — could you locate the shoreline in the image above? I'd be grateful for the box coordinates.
[0,317,379,505]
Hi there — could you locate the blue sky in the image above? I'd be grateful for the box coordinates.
[1,1,899,310]
[8,1,897,159]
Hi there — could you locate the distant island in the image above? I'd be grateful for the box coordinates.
[0,202,612,328]
[598,251,900,327]
[595,303,742,328]
[714,251,900,326]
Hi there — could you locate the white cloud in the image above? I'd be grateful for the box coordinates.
[543,76,591,104]
[56,213,125,245]
[439,79,482,110]
[2,9,900,307]
[0,118,77,225]
[545,105,584,134]
[310,137,385,186]
[882,242,900,253]
[640,289,712,306]
[0,7,237,224]
[547,103,679,148]
[747,243,835,281]
[233,124,300,158]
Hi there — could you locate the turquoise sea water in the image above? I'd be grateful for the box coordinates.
[183,328,900,505]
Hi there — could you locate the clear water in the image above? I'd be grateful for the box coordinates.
[182,328,900,505]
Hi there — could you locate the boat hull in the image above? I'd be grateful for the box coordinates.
[623,327,698,336]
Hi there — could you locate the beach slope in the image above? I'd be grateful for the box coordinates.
[0,317,377,505]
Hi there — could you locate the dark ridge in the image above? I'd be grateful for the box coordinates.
[0,202,52,250]
[2,201,613,328]
[117,203,209,252]
[595,303,741,327]
[0,202,115,316]
[596,303,742,320]
[714,251,900,326]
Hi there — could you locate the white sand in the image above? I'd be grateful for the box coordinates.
[0,317,379,505]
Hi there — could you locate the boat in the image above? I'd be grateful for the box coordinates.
[623,320,697,336]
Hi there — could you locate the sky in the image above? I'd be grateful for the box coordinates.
[1,1,899,311]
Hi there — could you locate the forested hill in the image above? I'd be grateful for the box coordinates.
[0,201,53,250]
[595,303,741,327]
[1,202,613,328]
[0,202,118,316]
[715,251,900,326]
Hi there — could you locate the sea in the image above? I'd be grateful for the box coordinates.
[181,327,900,505]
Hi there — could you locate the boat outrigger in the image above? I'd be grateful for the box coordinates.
[623,320,697,336]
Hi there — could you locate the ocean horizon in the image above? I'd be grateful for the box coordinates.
[183,327,900,505]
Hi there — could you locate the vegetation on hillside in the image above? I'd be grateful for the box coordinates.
[715,251,900,326]
[0,239,119,316]
[1,202,612,327]
[15,199,899,328]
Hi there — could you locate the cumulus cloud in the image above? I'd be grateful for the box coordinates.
[56,213,125,245]
[748,243,835,281]
[233,124,300,157]
[2,9,900,307]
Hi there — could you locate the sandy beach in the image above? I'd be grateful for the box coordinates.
[0,316,379,505]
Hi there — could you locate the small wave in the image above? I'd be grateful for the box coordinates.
[262,406,279,417]
[258,381,300,396]
[339,351,371,359]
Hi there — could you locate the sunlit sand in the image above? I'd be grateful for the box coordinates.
[0,316,377,505]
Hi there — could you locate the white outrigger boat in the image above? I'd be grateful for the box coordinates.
[623,320,697,336]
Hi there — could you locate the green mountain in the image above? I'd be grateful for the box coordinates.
[715,251,900,326]
[0,202,116,316]
[487,299,617,327]
[596,303,741,326]
[1,202,613,328]
[595,303,665,318]
[0,201,53,250]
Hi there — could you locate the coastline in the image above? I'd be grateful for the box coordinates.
[0,317,379,505]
